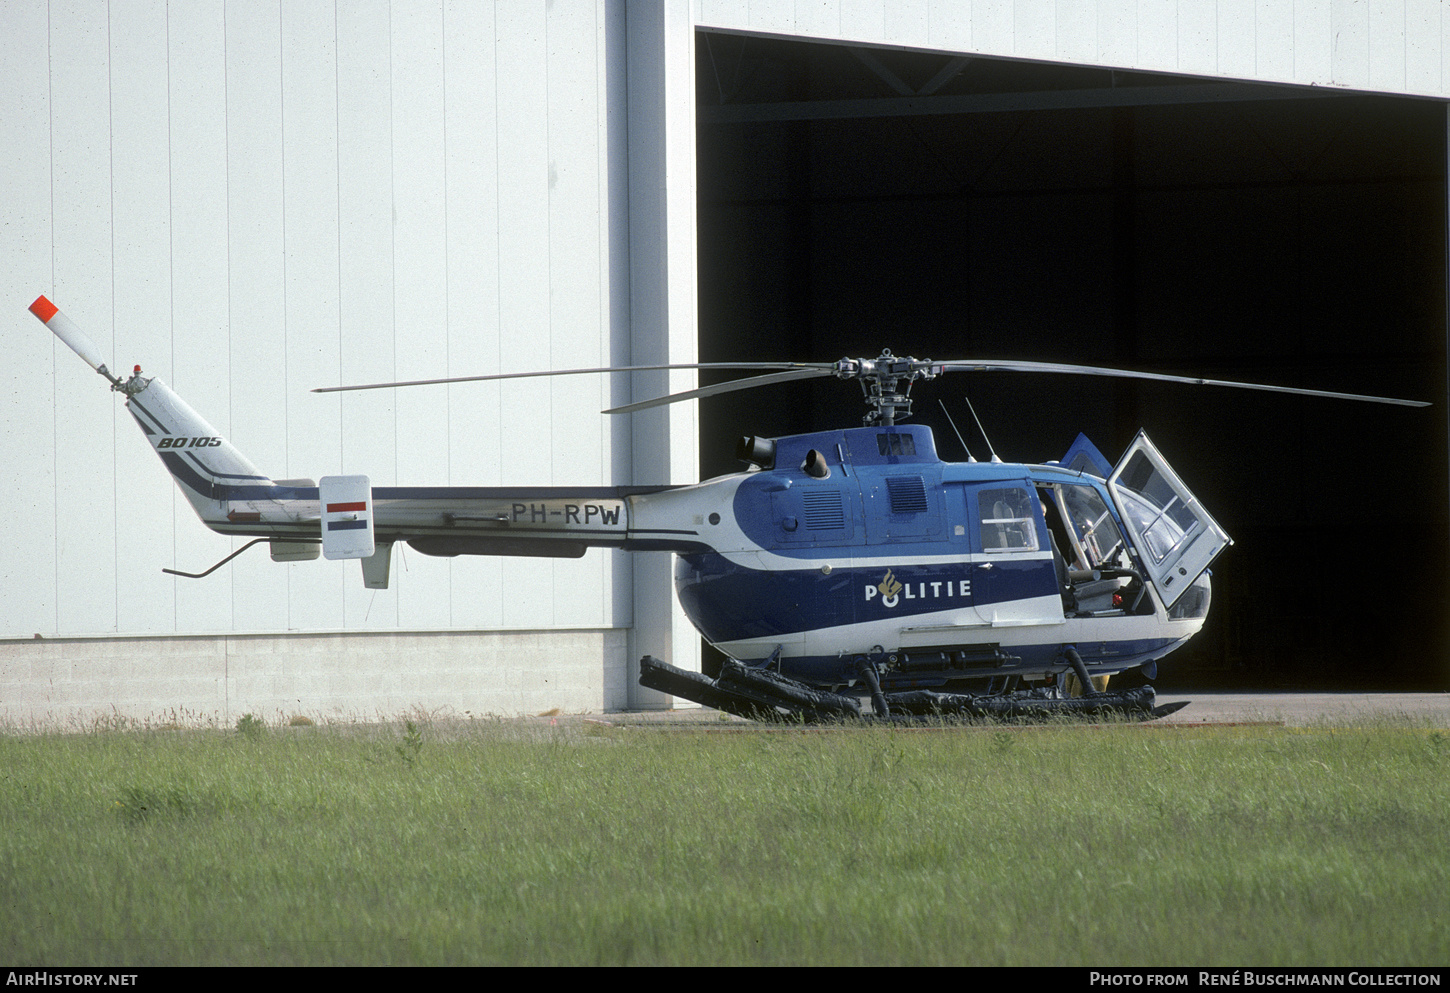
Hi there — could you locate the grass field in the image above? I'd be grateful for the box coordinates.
[1,712,1446,966]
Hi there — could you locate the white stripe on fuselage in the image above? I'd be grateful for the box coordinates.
[713,594,1205,670]
[713,548,1054,571]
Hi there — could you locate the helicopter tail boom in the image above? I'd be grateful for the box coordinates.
[31,296,711,584]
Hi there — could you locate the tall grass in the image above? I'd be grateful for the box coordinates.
[1,716,1446,965]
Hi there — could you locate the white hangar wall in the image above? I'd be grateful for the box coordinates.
[693,0,1450,98]
[0,0,701,726]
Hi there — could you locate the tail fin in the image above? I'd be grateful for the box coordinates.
[120,375,275,518]
[30,295,277,524]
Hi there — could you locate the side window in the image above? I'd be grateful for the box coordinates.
[978,487,1039,552]
[1059,483,1126,567]
[877,433,917,457]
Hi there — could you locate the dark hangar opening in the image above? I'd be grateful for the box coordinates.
[694,31,1449,690]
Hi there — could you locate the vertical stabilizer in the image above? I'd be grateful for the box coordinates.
[31,295,281,527]
[121,375,274,519]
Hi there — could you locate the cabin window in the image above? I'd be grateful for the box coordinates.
[1114,451,1202,566]
[877,433,916,457]
[1058,484,1126,568]
[979,487,1038,552]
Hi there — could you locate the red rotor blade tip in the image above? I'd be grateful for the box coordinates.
[30,295,58,323]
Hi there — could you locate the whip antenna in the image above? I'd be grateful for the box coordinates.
[964,393,1001,463]
[937,400,977,462]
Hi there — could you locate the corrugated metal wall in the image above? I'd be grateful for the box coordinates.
[2,0,629,640]
[693,0,1450,98]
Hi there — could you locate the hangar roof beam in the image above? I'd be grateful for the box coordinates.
[849,48,973,98]
[700,81,1345,125]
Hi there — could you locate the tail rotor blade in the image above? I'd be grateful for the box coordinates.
[30,295,118,384]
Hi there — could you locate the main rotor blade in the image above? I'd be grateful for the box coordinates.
[312,361,828,394]
[935,359,1430,407]
[604,367,836,414]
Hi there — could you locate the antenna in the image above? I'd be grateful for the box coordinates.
[963,393,1001,463]
[937,399,976,462]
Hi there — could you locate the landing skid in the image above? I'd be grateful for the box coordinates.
[638,656,1188,724]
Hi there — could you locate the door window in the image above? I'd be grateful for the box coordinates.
[978,486,1039,552]
[1108,432,1231,606]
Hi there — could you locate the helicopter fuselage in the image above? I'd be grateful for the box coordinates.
[637,422,1220,692]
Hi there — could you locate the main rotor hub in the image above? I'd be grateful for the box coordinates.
[834,349,939,426]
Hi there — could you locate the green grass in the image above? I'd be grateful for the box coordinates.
[1,715,1447,965]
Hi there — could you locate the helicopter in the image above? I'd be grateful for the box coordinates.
[29,294,1430,723]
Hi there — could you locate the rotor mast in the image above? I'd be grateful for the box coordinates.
[836,349,940,426]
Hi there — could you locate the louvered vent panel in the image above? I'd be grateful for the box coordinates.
[802,490,846,530]
[886,476,928,514]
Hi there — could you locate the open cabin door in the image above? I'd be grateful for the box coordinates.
[1107,432,1232,608]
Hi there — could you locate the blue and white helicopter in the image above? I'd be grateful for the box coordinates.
[31,295,1428,722]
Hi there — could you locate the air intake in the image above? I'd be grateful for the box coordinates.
[802,490,846,530]
[886,476,928,514]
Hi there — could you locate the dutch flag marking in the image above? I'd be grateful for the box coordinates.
[319,476,376,559]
